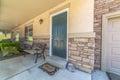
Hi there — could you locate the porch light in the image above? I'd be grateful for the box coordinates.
[39,19,43,24]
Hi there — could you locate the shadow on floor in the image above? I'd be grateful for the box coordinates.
[0,51,28,61]
[92,70,109,80]
[107,72,120,80]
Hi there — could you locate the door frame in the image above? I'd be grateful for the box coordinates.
[102,11,120,71]
[50,8,69,60]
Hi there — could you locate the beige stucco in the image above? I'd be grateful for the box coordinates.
[12,0,94,37]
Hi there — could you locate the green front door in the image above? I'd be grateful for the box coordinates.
[52,12,67,59]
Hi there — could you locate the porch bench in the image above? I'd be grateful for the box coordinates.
[22,42,47,63]
[23,49,36,55]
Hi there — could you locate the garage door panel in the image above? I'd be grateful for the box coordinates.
[112,47,120,55]
[112,33,120,41]
[106,19,120,75]
[111,61,120,69]
[111,56,120,62]
[108,32,120,43]
[108,21,120,32]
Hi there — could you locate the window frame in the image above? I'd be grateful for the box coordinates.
[25,25,33,42]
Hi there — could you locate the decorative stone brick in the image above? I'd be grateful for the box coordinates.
[71,56,82,61]
[33,37,50,56]
[69,37,95,73]
[83,64,91,69]
[90,60,94,65]
[71,44,77,47]
[88,56,94,60]
[88,43,95,47]
[78,39,89,42]
[69,51,80,56]
[82,58,90,63]
[69,47,77,51]
[21,35,95,73]
[78,43,86,47]
[77,63,82,66]
[80,54,88,58]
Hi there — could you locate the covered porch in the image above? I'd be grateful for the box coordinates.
[0,0,115,80]
[0,0,95,73]
[0,54,92,80]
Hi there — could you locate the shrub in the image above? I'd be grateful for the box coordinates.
[0,39,11,43]
[0,42,20,51]
[0,42,20,57]
[2,47,20,57]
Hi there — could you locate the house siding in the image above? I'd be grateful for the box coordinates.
[12,0,94,35]
[94,0,120,68]
[68,36,95,73]
[12,0,95,73]
[29,33,95,73]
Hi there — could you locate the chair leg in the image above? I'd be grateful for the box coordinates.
[23,54,26,57]
[23,52,26,57]
[43,54,45,61]
[35,53,39,63]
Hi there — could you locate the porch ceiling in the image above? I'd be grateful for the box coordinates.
[0,0,66,31]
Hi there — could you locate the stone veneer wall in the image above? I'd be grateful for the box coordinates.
[94,0,120,68]
[26,34,95,73]
[33,36,50,56]
[68,35,95,73]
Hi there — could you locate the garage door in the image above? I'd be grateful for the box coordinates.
[107,18,120,75]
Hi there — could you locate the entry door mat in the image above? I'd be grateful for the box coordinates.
[107,72,120,80]
[39,63,59,75]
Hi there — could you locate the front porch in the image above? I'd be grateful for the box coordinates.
[0,54,91,80]
[0,0,95,75]
[1,0,120,80]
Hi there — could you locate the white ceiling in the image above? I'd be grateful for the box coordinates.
[0,0,65,31]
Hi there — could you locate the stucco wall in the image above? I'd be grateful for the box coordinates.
[12,0,94,37]
[11,0,95,73]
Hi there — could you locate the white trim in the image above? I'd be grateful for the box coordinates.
[102,11,120,71]
[50,8,69,61]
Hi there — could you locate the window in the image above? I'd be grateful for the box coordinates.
[15,31,19,41]
[25,25,33,41]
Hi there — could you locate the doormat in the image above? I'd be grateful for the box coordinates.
[39,63,59,75]
[107,72,120,80]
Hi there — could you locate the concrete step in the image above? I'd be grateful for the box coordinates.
[46,56,67,69]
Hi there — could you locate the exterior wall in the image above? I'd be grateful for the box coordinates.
[68,33,95,73]
[12,0,95,73]
[12,0,94,35]
[94,0,120,68]
[33,36,50,56]
[31,33,95,73]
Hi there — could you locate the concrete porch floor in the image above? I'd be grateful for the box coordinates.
[0,54,111,80]
[0,54,91,80]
